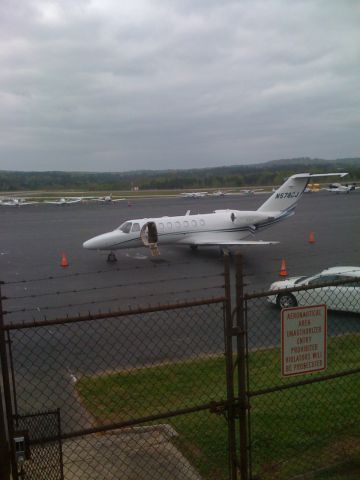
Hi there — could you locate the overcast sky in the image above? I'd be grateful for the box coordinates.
[1,0,359,172]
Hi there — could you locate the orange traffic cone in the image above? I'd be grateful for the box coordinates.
[309,231,316,244]
[279,258,288,277]
[61,253,69,268]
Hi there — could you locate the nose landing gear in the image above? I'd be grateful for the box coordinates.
[107,252,117,263]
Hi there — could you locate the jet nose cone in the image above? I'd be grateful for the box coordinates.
[83,237,101,250]
[83,231,119,250]
[83,239,94,249]
[83,234,106,250]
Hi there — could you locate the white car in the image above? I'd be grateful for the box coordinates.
[268,266,360,312]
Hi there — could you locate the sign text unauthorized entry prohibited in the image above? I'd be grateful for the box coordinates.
[281,305,327,377]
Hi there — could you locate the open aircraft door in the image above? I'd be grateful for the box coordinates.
[140,222,160,256]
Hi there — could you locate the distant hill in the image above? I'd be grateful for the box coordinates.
[0,157,359,192]
[265,157,360,168]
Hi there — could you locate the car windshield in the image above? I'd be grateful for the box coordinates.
[295,276,308,284]
[118,222,132,233]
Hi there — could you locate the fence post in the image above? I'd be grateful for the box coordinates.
[0,283,17,479]
[235,253,249,480]
[223,252,238,479]
[0,383,11,480]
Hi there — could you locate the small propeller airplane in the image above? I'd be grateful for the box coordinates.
[83,172,348,262]
[87,194,126,203]
[323,182,359,194]
[211,190,231,197]
[238,188,264,195]
[180,192,208,198]
[45,197,82,205]
[0,197,38,206]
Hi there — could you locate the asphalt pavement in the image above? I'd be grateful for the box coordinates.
[1,190,359,308]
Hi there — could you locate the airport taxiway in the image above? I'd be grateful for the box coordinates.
[1,191,359,308]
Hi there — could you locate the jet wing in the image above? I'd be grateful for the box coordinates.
[182,238,279,246]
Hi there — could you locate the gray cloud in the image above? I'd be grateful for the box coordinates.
[0,0,359,171]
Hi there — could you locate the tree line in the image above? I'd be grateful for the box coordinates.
[0,158,359,192]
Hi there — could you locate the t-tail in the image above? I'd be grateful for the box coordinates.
[258,172,348,213]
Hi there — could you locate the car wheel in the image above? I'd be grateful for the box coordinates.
[277,293,298,308]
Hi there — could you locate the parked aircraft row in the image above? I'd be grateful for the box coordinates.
[0,194,126,206]
[0,189,263,205]
[1,181,358,208]
[180,188,264,198]
[83,172,348,262]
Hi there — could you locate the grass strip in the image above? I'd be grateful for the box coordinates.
[77,335,360,479]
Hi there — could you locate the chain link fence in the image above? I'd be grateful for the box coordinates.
[0,260,235,480]
[245,275,360,480]
[1,256,360,479]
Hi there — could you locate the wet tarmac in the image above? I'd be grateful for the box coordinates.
[1,191,359,313]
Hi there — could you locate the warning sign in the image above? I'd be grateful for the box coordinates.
[281,305,327,377]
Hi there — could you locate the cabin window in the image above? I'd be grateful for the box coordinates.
[183,220,189,228]
[167,222,172,230]
[191,220,197,228]
[119,222,132,233]
[175,221,181,229]
[199,219,205,226]
[131,223,140,232]
[158,223,164,231]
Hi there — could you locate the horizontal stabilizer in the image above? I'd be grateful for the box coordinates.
[294,172,348,179]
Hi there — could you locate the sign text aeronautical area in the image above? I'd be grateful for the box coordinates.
[281,305,327,377]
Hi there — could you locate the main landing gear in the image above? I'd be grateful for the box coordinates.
[107,252,117,263]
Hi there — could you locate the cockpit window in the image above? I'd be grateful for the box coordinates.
[131,223,140,232]
[119,222,132,233]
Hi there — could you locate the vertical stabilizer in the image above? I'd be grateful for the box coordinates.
[258,172,348,213]
[257,174,310,213]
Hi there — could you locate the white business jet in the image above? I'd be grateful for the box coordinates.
[45,197,82,205]
[83,172,347,262]
[324,183,358,194]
